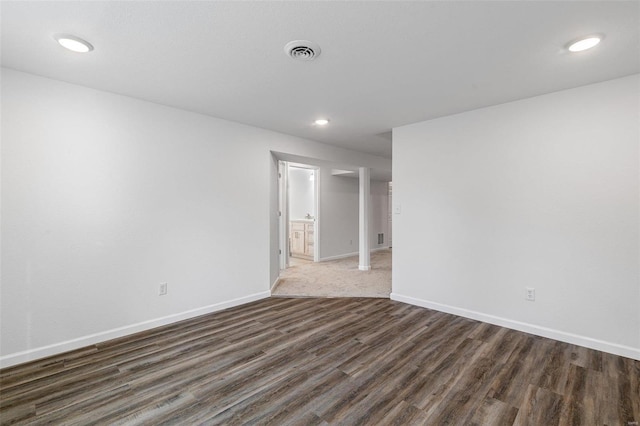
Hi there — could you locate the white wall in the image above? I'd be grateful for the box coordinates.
[392,74,640,360]
[288,167,315,220]
[316,172,390,261]
[1,68,391,366]
[318,172,359,259]
[371,181,390,249]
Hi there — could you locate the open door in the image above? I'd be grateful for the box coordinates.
[313,168,319,262]
[287,165,318,263]
[278,161,289,270]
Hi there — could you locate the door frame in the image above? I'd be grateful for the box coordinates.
[313,167,320,262]
[278,161,289,270]
[279,161,320,270]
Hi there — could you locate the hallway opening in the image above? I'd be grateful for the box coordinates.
[275,154,392,298]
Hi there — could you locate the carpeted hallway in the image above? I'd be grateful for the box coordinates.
[272,249,391,298]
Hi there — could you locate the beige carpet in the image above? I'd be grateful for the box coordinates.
[272,249,391,298]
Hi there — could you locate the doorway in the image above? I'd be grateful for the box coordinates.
[278,161,319,271]
[273,156,392,298]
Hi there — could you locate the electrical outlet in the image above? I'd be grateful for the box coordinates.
[159,283,168,296]
[525,287,535,301]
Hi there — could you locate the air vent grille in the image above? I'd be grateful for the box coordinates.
[284,40,321,61]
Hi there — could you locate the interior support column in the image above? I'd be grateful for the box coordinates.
[359,167,371,271]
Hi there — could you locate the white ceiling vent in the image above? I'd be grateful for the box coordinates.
[284,40,321,61]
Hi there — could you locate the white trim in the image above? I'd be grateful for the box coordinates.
[371,247,390,252]
[313,167,320,263]
[358,167,371,271]
[0,291,271,369]
[270,277,281,292]
[319,251,359,262]
[390,293,640,361]
[319,247,389,263]
[278,160,289,270]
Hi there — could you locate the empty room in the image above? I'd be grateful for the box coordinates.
[1,1,639,425]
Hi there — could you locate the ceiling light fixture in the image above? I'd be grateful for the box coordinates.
[54,34,94,53]
[314,118,329,126]
[567,35,602,52]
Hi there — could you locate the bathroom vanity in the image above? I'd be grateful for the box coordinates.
[290,219,314,259]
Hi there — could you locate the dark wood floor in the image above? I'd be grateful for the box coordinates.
[1,297,638,425]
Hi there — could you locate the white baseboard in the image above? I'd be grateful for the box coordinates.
[390,293,640,361]
[270,277,281,292]
[0,291,271,369]
[320,251,358,262]
[371,247,391,253]
[319,247,390,262]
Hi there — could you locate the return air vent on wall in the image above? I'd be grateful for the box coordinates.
[378,233,384,244]
[284,40,321,61]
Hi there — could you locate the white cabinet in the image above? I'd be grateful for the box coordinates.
[290,220,314,259]
[304,223,314,257]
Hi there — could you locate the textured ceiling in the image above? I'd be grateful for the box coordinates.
[2,1,639,158]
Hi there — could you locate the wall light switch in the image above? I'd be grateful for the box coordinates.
[159,283,168,296]
[525,287,535,301]
[394,204,401,214]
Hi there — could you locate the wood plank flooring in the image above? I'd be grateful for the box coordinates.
[1,297,638,425]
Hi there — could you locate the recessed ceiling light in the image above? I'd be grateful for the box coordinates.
[314,118,329,126]
[54,34,93,53]
[567,35,602,53]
